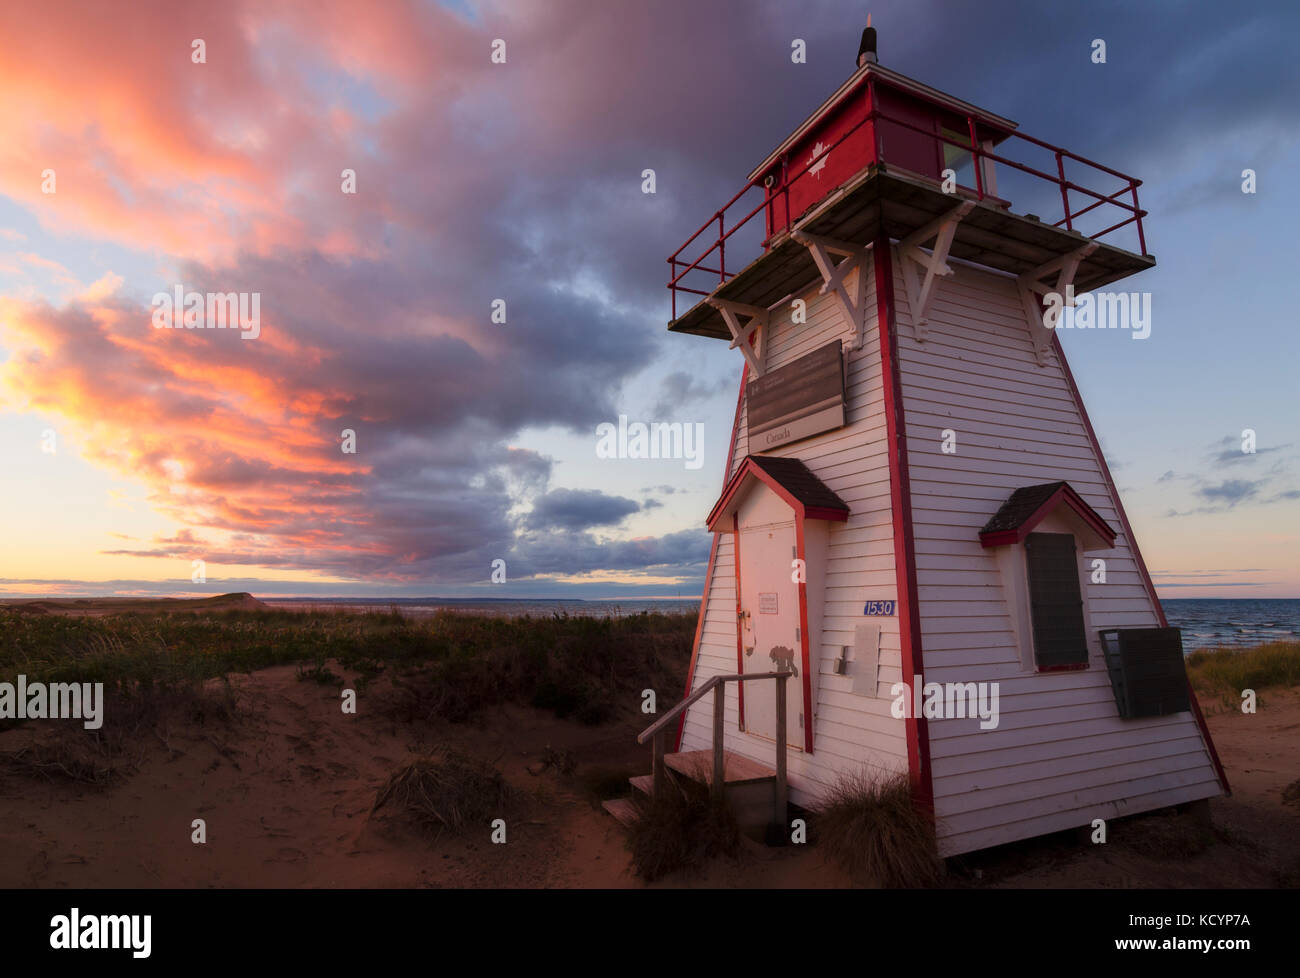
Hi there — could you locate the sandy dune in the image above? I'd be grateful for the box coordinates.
[0,658,1296,888]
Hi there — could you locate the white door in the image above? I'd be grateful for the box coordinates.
[738,519,804,749]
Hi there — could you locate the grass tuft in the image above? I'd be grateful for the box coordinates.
[371,750,517,837]
[0,742,117,787]
[812,769,943,888]
[625,777,740,881]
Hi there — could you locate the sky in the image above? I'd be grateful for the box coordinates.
[0,0,1296,600]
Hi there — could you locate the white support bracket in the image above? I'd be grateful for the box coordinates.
[791,230,871,351]
[708,297,769,377]
[1016,242,1098,365]
[896,200,974,341]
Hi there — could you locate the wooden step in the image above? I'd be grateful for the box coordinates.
[664,750,776,786]
[601,798,640,826]
[629,773,692,800]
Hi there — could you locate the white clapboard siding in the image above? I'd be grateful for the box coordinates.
[892,252,1221,856]
[680,266,909,804]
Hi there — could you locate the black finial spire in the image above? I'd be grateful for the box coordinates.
[857,14,877,68]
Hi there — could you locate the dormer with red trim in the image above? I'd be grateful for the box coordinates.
[979,481,1117,674]
[979,481,1116,552]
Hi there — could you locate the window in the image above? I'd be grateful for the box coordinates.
[1024,532,1089,670]
[940,127,974,177]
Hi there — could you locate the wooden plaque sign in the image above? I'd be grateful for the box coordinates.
[747,340,846,450]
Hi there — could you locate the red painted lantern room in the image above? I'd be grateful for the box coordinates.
[667,25,1153,340]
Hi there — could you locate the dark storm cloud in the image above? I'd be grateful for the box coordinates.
[525,488,641,531]
[510,527,712,578]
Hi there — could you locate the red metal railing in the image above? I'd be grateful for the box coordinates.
[667,75,1148,320]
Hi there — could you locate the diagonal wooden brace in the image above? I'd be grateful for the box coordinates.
[791,230,871,350]
[1016,242,1098,365]
[896,201,973,341]
[709,297,769,377]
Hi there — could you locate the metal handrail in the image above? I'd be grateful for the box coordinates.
[636,670,791,831]
[667,77,1148,319]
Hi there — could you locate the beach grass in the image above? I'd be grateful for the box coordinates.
[625,774,741,881]
[371,750,518,836]
[0,606,696,726]
[1186,641,1300,698]
[812,769,943,888]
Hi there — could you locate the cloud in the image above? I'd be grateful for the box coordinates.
[651,370,731,416]
[1163,476,1292,513]
[0,0,703,585]
[510,528,711,578]
[1207,434,1290,465]
[524,488,640,531]
[4,0,1297,591]
[1152,581,1268,588]
[1196,479,1263,505]
[1158,434,1299,514]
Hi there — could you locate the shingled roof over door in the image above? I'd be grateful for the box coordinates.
[706,454,850,531]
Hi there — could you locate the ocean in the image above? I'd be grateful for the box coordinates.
[1162,598,1300,650]
[261,597,1300,651]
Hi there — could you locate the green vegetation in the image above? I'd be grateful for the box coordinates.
[812,769,943,888]
[1186,641,1300,703]
[0,680,241,786]
[0,607,696,726]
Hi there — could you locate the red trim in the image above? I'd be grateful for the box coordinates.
[795,517,815,752]
[978,483,1117,550]
[707,457,849,531]
[1052,332,1231,796]
[804,505,852,523]
[670,65,1148,318]
[675,361,748,751]
[719,463,822,752]
[875,235,934,818]
[977,529,1021,547]
[732,512,745,730]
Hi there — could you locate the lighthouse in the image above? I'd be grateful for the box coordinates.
[626,24,1227,857]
